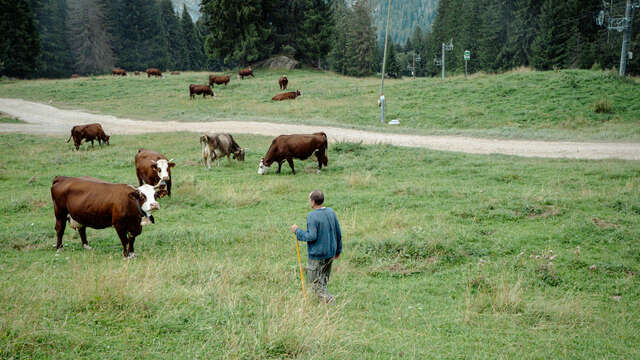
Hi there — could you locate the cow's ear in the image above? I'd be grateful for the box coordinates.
[129,191,145,202]
[168,162,176,168]
[151,163,158,170]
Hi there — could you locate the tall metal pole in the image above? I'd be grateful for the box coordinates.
[380,0,392,123]
[441,43,445,80]
[619,0,633,76]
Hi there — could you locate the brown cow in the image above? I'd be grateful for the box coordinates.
[146,68,163,77]
[170,71,180,75]
[71,74,79,79]
[189,84,215,99]
[51,176,162,258]
[238,67,254,80]
[66,123,110,151]
[135,149,175,197]
[134,71,141,76]
[258,132,328,175]
[112,68,127,76]
[209,75,230,87]
[279,75,288,90]
[272,90,302,101]
[200,133,246,168]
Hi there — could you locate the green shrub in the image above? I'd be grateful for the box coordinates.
[593,98,613,114]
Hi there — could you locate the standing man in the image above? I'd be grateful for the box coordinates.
[291,190,342,303]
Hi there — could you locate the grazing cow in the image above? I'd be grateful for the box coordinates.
[51,176,163,258]
[200,133,246,168]
[272,90,302,101]
[279,75,288,90]
[258,132,328,175]
[135,149,175,197]
[146,68,162,77]
[209,75,230,87]
[189,84,215,99]
[170,71,180,75]
[238,67,254,79]
[112,68,127,76]
[66,123,110,151]
[71,74,79,79]
[134,71,141,76]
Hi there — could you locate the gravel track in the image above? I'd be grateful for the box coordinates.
[1,98,639,160]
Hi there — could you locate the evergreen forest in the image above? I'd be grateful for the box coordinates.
[1,0,639,78]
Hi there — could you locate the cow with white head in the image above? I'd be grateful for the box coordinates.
[135,149,176,197]
[51,176,165,258]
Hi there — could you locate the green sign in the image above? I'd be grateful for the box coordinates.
[464,50,471,61]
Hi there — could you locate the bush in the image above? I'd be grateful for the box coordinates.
[281,45,296,57]
[591,62,602,71]
[593,98,613,114]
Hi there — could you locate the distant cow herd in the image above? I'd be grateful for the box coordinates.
[81,66,302,102]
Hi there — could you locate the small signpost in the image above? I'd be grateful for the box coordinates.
[464,50,471,79]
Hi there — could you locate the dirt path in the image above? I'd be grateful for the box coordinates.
[1,98,639,160]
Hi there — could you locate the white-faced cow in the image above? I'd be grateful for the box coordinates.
[135,149,175,197]
[51,176,163,258]
[258,132,328,175]
[200,133,246,168]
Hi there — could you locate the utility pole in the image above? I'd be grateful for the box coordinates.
[407,52,420,79]
[379,0,392,124]
[597,0,639,76]
[619,0,633,76]
[439,40,454,80]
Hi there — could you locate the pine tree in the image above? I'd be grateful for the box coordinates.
[112,0,167,70]
[328,0,349,74]
[344,0,377,77]
[297,0,333,67]
[201,0,272,66]
[181,5,199,69]
[384,38,401,78]
[67,0,114,74]
[0,0,41,78]
[531,0,570,70]
[32,0,74,77]
[159,0,183,70]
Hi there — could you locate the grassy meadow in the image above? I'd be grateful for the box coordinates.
[0,133,639,358]
[0,68,639,141]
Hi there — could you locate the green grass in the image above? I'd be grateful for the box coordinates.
[1,133,639,358]
[1,68,639,141]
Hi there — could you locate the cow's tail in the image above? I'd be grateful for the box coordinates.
[65,135,71,143]
[320,132,327,149]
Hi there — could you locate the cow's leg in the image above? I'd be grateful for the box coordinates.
[127,235,136,258]
[54,216,66,250]
[166,180,172,197]
[276,161,283,174]
[137,174,143,186]
[287,158,296,175]
[78,226,91,250]
[115,227,130,258]
[90,140,94,148]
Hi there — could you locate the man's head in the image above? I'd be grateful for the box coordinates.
[309,190,324,208]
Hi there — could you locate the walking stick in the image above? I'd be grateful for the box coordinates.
[294,234,306,300]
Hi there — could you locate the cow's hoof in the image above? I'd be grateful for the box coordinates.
[316,170,321,174]
[127,253,137,259]
[82,244,92,250]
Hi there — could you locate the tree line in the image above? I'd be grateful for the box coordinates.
[1,0,385,79]
[390,0,640,77]
[1,0,209,78]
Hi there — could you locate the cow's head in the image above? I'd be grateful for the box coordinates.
[233,149,246,162]
[258,158,270,175]
[104,135,110,145]
[151,159,175,181]
[131,184,160,214]
[296,90,302,97]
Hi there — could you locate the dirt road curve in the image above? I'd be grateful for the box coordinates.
[1,98,638,160]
